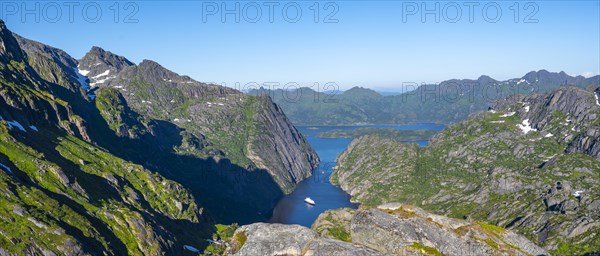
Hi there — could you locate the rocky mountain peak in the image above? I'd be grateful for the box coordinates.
[88,46,105,54]
[477,74,493,80]
[139,59,160,67]
[522,70,543,83]
[477,74,497,85]
[78,46,133,87]
[0,19,24,63]
[137,59,182,82]
[343,86,382,99]
[521,69,585,86]
[80,46,134,69]
[139,59,168,72]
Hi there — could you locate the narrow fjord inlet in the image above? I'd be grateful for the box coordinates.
[270,124,445,226]
[269,126,359,226]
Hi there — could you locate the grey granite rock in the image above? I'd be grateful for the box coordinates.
[235,207,547,256]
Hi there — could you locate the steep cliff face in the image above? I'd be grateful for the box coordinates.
[493,86,600,160]
[247,96,318,192]
[0,21,90,141]
[0,21,24,63]
[332,86,600,254]
[223,205,546,256]
[331,136,419,204]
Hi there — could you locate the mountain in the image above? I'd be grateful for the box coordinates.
[252,73,600,125]
[521,70,587,87]
[0,19,318,254]
[2,20,208,255]
[376,90,404,96]
[331,86,600,254]
[210,205,546,255]
[78,52,319,196]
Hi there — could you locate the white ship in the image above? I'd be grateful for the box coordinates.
[304,197,315,205]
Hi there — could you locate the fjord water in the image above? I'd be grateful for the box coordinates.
[269,124,445,227]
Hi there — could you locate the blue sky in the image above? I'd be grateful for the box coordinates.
[3,1,600,91]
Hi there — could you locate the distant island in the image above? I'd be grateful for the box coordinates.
[318,128,437,141]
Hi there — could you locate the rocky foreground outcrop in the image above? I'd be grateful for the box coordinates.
[231,223,380,256]
[227,205,547,256]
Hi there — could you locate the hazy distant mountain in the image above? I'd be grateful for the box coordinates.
[251,72,600,125]
[376,90,405,96]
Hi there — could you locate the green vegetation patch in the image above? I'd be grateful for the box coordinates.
[408,242,443,256]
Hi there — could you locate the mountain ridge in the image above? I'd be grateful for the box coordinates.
[331,85,600,254]
[251,70,600,126]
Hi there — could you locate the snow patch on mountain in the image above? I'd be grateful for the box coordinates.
[517,79,529,85]
[92,70,110,79]
[73,68,96,99]
[90,76,116,87]
[78,69,90,76]
[517,119,536,134]
[74,68,91,91]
